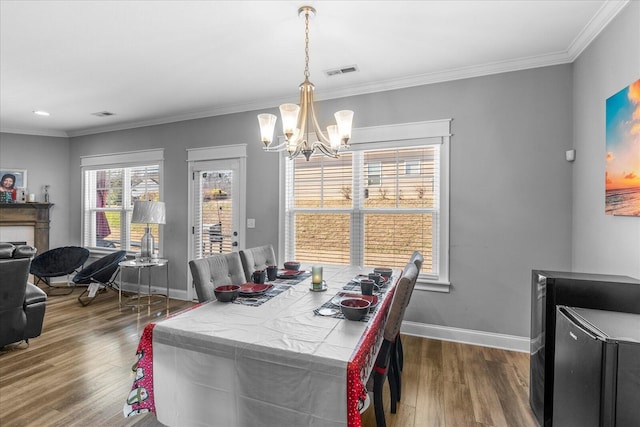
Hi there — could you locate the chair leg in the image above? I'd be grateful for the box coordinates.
[390,340,402,403]
[397,334,404,371]
[388,358,399,414]
[77,284,107,306]
[38,275,75,296]
[373,370,387,427]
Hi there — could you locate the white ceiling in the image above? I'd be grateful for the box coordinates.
[0,0,629,138]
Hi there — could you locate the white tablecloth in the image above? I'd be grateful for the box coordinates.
[151,265,396,427]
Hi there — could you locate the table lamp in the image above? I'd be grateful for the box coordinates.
[131,201,166,261]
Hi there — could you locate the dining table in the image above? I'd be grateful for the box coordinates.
[123,264,400,427]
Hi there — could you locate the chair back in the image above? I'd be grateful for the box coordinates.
[189,252,247,303]
[73,251,127,285]
[239,245,276,280]
[409,251,424,273]
[30,246,90,277]
[383,263,418,342]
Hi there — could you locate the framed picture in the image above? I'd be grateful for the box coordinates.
[1,168,27,190]
[605,79,640,216]
[0,168,27,203]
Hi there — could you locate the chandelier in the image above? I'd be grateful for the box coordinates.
[257,6,354,161]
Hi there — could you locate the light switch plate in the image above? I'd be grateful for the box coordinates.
[247,218,255,228]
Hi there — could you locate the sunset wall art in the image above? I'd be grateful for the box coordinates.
[605,78,640,216]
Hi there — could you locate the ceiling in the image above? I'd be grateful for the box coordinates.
[0,0,629,138]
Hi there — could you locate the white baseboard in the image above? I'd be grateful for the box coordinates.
[401,321,530,353]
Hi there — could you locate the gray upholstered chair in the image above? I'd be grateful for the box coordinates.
[0,242,47,348]
[397,251,423,372]
[409,250,424,273]
[189,252,247,303]
[369,263,418,426]
[239,244,277,281]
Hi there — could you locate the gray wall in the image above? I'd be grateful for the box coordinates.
[65,64,574,338]
[572,1,640,279]
[0,132,71,249]
[2,3,637,339]
[399,66,574,336]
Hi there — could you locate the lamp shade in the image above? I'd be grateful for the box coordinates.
[131,201,166,224]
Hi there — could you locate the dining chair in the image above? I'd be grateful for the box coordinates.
[189,252,247,303]
[239,244,276,282]
[396,251,424,376]
[370,262,418,427]
[409,250,424,272]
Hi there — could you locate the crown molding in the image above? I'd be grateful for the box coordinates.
[0,127,68,138]
[566,0,630,60]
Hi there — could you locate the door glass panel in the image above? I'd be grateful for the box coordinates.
[200,170,234,256]
[192,158,240,260]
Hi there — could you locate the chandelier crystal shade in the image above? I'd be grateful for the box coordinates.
[257,6,354,161]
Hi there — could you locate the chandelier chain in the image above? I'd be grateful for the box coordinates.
[304,9,310,79]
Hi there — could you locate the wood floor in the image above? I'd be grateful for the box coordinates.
[0,286,538,427]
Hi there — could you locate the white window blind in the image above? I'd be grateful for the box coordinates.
[81,149,163,253]
[283,120,450,284]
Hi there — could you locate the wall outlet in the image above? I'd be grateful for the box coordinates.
[247,218,255,229]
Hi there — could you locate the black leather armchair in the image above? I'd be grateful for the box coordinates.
[0,242,48,348]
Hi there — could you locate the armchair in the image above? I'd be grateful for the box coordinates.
[30,246,90,295]
[0,242,47,348]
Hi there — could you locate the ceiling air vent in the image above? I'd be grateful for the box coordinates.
[325,65,358,77]
[91,111,115,117]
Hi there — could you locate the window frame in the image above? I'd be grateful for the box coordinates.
[279,120,451,291]
[80,149,164,255]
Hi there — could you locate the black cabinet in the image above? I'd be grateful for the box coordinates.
[529,270,640,426]
[553,307,640,427]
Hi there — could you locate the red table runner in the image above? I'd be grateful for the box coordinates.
[346,281,397,427]
[124,303,203,417]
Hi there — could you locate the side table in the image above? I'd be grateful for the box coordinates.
[119,258,169,314]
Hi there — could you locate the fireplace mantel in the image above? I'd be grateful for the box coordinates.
[0,203,54,253]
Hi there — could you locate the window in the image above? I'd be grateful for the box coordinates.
[404,159,421,175]
[282,120,450,286]
[367,161,381,186]
[81,149,163,253]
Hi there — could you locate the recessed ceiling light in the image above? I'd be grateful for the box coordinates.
[33,110,50,116]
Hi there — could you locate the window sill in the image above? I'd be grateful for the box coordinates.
[415,279,451,293]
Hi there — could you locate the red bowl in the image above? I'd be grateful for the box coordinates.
[283,261,301,271]
[214,285,240,302]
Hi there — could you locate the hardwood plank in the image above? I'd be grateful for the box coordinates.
[442,340,466,384]
[414,339,445,427]
[462,344,509,427]
[443,380,476,426]
[486,360,538,427]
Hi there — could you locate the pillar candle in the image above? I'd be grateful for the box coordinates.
[312,266,323,289]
